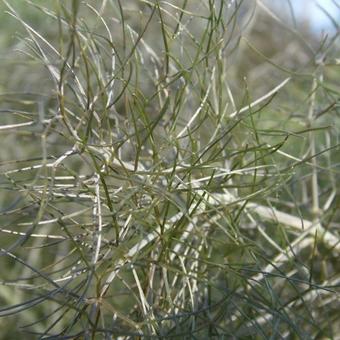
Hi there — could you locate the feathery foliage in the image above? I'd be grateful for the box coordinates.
[0,0,339,338]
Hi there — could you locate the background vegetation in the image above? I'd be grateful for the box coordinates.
[0,0,339,338]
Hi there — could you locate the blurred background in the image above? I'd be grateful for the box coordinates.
[1,0,339,94]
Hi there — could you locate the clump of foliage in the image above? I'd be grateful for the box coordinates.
[0,0,339,338]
